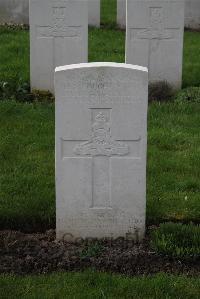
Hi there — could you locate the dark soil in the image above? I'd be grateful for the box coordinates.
[185,27,200,33]
[0,229,199,276]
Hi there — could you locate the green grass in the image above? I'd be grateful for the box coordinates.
[0,101,55,231]
[1,26,200,89]
[0,1,200,296]
[183,31,200,88]
[89,27,124,62]
[0,270,200,299]
[101,0,117,28]
[151,223,200,259]
[147,100,200,224]
[0,98,199,231]
[0,0,200,230]
[0,27,29,84]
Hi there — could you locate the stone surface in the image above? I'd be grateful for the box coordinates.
[29,0,88,93]
[55,62,148,241]
[1,0,199,29]
[117,0,126,29]
[0,0,100,27]
[185,0,200,29]
[88,0,100,27]
[126,0,184,88]
[117,0,197,30]
[0,0,29,24]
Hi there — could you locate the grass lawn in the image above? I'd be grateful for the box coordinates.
[0,1,200,297]
[0,0,200,231]
[1,270,200,299]
[0,1,200,88]
[0,98,200,231]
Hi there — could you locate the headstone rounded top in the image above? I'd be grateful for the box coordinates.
[55,62,148,73]
[55,57,148,241]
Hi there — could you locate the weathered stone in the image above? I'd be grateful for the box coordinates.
[0,0,29,24]
[88,0,100,27]
[185,0,200,29]
[55,62,148,241]
[117,0,197,30]
[0,0,100,28]
[30,0,88,93]
[117,0,126,29]
[126,0,184,88]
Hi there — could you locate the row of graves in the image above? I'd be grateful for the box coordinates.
[0,0,200,29]
[29,0,184,241]
[31,0,184,92]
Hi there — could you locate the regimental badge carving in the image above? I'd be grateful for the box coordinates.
[37,6,81,38]
[74,112,129,157]
[132,7,173,41]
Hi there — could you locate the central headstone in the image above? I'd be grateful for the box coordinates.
[55,62,148,241]
[29,0,88,93]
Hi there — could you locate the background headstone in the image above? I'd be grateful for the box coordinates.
[30,0,88,93]
[0,0,101,28]
[117,0,126,29]
[55,62,148,241]
[117,0,199,30]
[126,0,184,88]
[185,0,200,29]
[88,0,100,27]
[0,0,29,24]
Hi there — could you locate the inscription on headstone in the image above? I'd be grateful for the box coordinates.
[30,0,88,93]
[55,62,148,240]
[126,0,184,88]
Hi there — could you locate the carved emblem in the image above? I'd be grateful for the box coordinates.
[132,7,173,41]
[74,112,129,157]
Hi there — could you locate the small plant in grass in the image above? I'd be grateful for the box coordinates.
[151,222,200,260]
[0,24,29,31]
[31,89,54,102]
[80,241,103,259]
[175,87,200,102]
[149,81,175,102]
[0,80,54,102]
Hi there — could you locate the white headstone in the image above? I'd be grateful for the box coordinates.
[88,0,100,27]
[185,0,200,29]
[0,0,29,24]
[55,62,148,241]
[126,0,184,88]
[117,0,126,29]
[29,0,88,93]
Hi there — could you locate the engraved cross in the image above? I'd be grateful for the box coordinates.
[130,7,179,65]
[36,6,81,68]
[61,109,141,209]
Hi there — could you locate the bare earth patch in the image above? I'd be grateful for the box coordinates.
[0,230,199,276]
